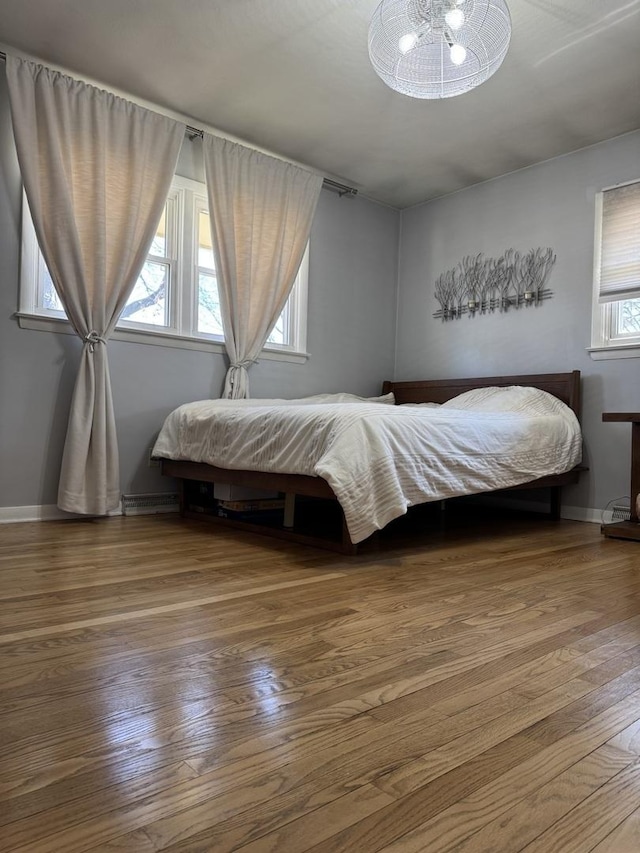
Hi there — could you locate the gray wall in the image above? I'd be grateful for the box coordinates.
[396,130,640,514]
[0,71,399,507]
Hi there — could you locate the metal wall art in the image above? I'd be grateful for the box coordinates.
[433,247,556,321]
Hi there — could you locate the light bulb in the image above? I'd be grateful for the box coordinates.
[450,43,467,65]
[444,8,465,30]
[398,32,418,54]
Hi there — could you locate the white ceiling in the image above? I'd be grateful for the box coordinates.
[1,0,639,208]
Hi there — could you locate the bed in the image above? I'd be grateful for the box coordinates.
[156,370,584,554]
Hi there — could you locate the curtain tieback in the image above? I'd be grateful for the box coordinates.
[229,358,257,372]
[227,359,257,388]
[83,331,106,353]
[230,358,257,369]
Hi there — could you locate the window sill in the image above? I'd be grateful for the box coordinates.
[587,344,640,360]
[15,313,310,364]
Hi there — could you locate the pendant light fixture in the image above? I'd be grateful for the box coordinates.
[368,0,512,99]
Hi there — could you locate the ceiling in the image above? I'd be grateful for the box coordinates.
[0,0,639,208]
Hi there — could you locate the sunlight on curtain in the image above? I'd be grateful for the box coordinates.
[6,55,185,514]
[202,135,322,398]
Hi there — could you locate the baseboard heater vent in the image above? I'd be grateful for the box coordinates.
[121,493,179,516]
[612,504,631,522]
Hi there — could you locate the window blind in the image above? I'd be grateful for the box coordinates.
[597,180,640,303]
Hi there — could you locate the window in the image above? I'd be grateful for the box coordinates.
[18,175,309,361]
[590,179,640,359]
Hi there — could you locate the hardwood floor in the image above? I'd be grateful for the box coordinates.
[1,508,640,851]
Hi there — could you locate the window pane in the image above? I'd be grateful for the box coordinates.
[618,299,640,335]
[197,206,292,346]
[198,272,224,336]
[40,263,64,313]
[267,302,288,347]
[150,207,166,257]
[198,211,215,270]
[120,261,169,326]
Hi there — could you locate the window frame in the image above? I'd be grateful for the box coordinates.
[589,177,640,361]
[115,186,181,335]
[16,175,310,364]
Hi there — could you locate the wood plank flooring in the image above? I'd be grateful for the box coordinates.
[1,508,640,851]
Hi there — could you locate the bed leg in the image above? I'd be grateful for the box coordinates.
[550,486,561,520]
[284,493,296,528]
[438,498,447,531]
[177,479,186,517]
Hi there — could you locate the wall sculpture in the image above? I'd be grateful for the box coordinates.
[433,247,556,321]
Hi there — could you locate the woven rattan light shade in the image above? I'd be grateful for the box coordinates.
[368,0,512,99]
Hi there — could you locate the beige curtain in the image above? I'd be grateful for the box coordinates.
[203,135,322,398]
[6,55,185,514]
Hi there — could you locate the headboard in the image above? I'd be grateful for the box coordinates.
[382,371,581,417]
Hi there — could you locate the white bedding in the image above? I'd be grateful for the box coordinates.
[153,387,582,544]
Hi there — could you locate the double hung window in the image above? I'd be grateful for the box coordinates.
[590,179,640,358]
[19,175,308,360]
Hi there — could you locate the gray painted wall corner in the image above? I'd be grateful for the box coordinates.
[395,130,640,516]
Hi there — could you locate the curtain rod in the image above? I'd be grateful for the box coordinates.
[183,124,357,196]
[0,50,358,198]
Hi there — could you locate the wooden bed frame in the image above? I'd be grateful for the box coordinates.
[161,370,584,554]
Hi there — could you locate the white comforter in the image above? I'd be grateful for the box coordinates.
[153,388,582,543]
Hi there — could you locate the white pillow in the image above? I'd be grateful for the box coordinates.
[365,392,396,404]
[209,392,395,406]
[300,392,395,405]
[441,386,567,416]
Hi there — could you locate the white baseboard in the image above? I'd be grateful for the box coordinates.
[0,504,123,523]
[461,495,601,525]
[560,505,602,525]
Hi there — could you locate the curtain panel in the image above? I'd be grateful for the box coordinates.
[202,135,322,398]
[6,54,185,514]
